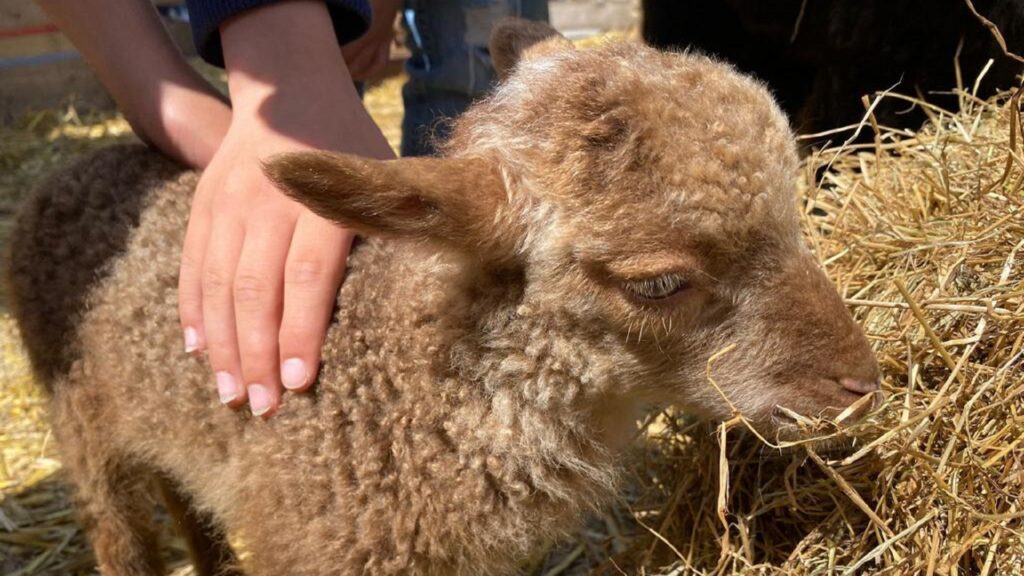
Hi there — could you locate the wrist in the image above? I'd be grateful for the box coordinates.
[216,1,395,158]
[158,83,232,168]
[222,1,353,110]
[121,61,230,169]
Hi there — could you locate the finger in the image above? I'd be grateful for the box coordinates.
[278,213,352,393]
[374,42,390,71]
[341,39,371,79]
[201,212,247,409]
[347,51,372,82]
[368,42,391,78]
[345,39,388,81]
[340,39,367,64]
[179,188,212,355]
[234,211,296,417]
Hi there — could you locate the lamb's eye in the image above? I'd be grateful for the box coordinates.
[623,274,689,301]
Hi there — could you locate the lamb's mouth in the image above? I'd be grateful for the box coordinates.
[768,391,881,442]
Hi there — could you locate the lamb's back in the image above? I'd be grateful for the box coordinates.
[7,145,188,385]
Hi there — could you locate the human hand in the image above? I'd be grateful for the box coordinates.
[342,0,403,81]
[177,1,395,416]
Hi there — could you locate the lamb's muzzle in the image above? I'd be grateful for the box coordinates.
[840,377,880,395]
[7,18,881,576]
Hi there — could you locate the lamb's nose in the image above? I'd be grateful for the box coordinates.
[840,377,880,395]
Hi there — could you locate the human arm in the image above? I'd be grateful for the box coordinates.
[36,0,231,168]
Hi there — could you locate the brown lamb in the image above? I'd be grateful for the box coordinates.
[6,20,881,576]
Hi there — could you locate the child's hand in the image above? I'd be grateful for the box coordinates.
[176,1,394,416]
[342,0,403,81]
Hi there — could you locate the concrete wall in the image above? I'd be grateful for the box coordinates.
[549,0,638,39]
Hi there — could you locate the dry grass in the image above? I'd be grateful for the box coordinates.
[2,57,1023,575]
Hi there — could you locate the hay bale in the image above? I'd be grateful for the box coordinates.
[609,89,1024,575]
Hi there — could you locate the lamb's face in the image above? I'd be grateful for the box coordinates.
[448,39,881,436]
[266,22,880,440]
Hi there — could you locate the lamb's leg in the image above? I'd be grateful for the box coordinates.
[64,453,166,575]
[52,381,165,575]
[157,476,241,576]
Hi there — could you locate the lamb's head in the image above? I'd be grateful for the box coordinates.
[265,20,880,440]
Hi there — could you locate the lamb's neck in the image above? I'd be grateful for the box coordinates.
[446,303,646,506]
[360,244,642,505]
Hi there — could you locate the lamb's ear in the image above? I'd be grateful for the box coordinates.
[490,18,573,81]
[264,151,519,259]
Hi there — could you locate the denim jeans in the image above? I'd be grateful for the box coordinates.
[400,0,550,156]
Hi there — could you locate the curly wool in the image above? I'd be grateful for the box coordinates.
[7,25,879,576]
[9,144,626,575]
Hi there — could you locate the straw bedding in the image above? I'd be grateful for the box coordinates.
[1,71,1022,576]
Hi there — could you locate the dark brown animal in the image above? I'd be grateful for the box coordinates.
[642,0,1024,139]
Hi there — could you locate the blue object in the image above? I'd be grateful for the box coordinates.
[400,0,550,156]
[0,51,80,70]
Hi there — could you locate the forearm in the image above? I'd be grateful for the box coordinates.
[220,0,391,157]
[37,0,230,167]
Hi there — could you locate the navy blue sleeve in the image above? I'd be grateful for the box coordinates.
[185,0,372,67]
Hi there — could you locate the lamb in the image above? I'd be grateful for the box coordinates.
[6,19,881,576]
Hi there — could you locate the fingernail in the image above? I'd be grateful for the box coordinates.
[184,327,200,354]
[281,358,309,390]
[248,384,272,416]
[216,372,239,404]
